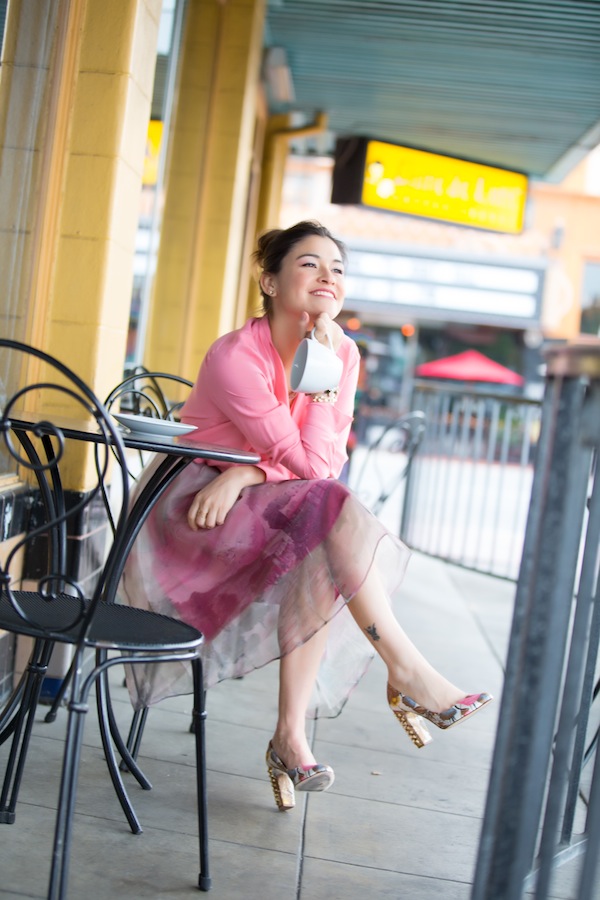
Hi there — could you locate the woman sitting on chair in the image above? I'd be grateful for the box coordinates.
[122,220,492,810]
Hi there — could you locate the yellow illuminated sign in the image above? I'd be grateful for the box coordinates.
[143,120,163,186]
[361,140,527,234]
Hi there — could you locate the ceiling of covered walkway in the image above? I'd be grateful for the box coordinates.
[264,0,600,181]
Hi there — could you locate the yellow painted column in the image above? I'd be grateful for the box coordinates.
[145,0,266,380]
[49,0,162,407]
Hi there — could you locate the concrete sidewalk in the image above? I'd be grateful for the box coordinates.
[0,552,587,899]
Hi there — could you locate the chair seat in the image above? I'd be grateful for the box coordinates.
[0,592,203,653]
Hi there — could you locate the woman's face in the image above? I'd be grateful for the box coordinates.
[264,235,346,324]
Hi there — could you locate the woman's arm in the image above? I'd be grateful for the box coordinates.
[187,464,266,531]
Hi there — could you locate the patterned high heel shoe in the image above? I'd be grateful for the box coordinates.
[265,742,335,811]
[387,684,493,749]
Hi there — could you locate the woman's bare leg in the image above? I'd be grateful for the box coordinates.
[272,563,472,769]
[271,624,329,769]
[349,566,467,711]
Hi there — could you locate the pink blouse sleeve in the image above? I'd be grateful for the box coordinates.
[204,338,359,480]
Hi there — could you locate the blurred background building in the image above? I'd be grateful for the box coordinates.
[279,147,600,410]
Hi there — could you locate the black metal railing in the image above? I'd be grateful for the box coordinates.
[472,339,600,899]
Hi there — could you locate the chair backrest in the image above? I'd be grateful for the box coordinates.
[105,367,193,421]
[0,339,130,641]
[104,368,193,483]
[350,410,426,515]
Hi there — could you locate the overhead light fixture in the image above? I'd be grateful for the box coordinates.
[262,46,295,104]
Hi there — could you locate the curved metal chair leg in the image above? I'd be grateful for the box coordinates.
[192,658,211,891]
[0,677,27,740]
[119,707,150,772]
[0,656,48,823]
[95,668,143,834]
[99,673,151,788]
[1,637,53,738]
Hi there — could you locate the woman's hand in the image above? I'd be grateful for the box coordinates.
[187,465,265,530]
[312,312,344,352]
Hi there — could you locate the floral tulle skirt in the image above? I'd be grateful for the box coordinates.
[119,457,411,718]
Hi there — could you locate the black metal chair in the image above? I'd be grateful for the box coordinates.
[106,365,193,419]
[0,340,210,898]
[44,368,200,782]
[42,368,195,723]
[351,410,426,516]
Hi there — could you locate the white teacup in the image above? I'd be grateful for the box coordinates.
[290,329,343,393]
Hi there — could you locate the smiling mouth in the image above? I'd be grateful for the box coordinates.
[311,290,336,299]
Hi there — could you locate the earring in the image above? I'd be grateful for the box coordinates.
[269,289,275,295]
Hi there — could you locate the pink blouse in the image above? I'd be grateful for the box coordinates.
[180,316,360,482]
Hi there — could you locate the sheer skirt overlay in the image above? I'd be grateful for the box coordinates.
[120,458,410,717]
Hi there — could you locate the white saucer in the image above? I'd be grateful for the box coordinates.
[112,413,197,438]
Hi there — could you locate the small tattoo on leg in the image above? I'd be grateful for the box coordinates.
[365,623,380,641]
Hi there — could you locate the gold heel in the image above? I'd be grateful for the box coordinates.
[387,683,493,749]
[265,741,334,811]
[267,765,295,811]
[390,707,432,749]
[266,743,295,810]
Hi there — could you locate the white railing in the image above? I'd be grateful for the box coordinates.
[402,383,542,579]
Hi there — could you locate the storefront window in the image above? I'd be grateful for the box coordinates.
[0,1,63,476]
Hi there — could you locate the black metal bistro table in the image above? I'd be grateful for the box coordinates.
[0,409,260,839]
[6,410,260,601]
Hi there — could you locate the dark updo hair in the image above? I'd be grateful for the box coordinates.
[253,220,347,316]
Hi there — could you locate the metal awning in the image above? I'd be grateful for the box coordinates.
[265,0,600,180]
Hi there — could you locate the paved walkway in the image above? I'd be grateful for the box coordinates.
[0,552,588,898]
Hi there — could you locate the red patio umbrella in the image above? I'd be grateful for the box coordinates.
[415,349,524,386]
